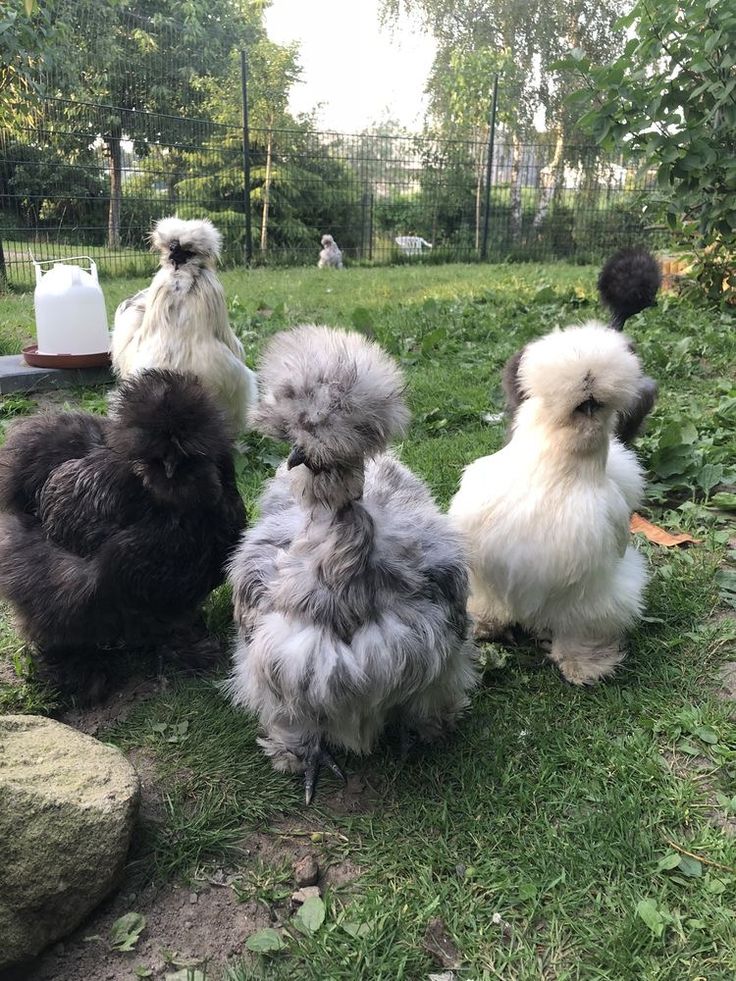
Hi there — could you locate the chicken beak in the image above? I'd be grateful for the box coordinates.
[287,446,309,470]
[164,458,176,479]
[576,397,600,418]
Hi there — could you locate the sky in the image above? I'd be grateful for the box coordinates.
[265,0,437,133]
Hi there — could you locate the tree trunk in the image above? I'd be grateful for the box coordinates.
[106,127,122,249]
[533,131,565,233]
[509,136,524,243]
[260,124,273,254]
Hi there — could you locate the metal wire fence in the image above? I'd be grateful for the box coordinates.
[0,104,671,288]
[2,0,675,287]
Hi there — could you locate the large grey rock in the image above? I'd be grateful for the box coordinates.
[0,714,140,968]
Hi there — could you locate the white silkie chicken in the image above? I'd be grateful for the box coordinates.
[317,233,343,269]
[227,325,478,802]
[112,217,256,432]
[450,322,649,686]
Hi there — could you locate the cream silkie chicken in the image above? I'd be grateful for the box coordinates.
[450,322,649,686]
[112,217,256,432]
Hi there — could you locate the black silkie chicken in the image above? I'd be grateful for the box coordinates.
[0,370,246,699]
[503,247,662,444]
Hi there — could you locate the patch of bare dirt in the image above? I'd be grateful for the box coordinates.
[236,814,363,900]
[661,748,715,779]
[716,661,736,702]
[319,771,383,816]
[7,777,368,981]
[126,747,171,828]
[22,879,268,981]
[708,805,736,838]
[248,828,361,887]
[422,917,463,970]
[60,675,164,736]
[0,657,21,689]
[323,858,362,890]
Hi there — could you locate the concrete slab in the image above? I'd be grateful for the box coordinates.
[0,355,112,396]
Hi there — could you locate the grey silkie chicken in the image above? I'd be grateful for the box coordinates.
[226,325,478,803]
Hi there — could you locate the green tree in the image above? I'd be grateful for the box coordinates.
[422,49,498,249]
[7,0,288,247]
[382,0,628,239]
[195,37,302,255]
[562,0,736,298]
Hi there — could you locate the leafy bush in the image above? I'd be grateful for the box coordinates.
[562,0,736,300]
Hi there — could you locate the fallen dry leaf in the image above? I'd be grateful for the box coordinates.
[630,513,701,547]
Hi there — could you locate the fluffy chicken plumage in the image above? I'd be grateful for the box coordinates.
[112,217,256,432]
[0,370,246,699]
[317,233,343,269]
[503,247,662,444]
[227,325,477,801]
[450,322,649,686]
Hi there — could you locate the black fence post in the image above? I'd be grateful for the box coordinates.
[240,49,252,267]
[361,188,372,260]
[480,74,499,262]
[0,236,7,288]
[368,191,374,262]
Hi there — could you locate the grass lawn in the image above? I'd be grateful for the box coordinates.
[1,262,736,979]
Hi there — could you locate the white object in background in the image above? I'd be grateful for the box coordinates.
[394,236,433,257]
[32,256,109,355]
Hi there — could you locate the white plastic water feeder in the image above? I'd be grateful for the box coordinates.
[25,256,111,368]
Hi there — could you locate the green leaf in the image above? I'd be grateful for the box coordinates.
[341,920,372,938]
[710,492,736,510]
[651,445,694,479]
[693,725,718,744]
[659,421,698,448]
[165,971,206,981]
[655,852,681,872]
[677,739,701,756]
[636,899,667,937]
[697,463,724,493]
[134,969,153,979]
[245,928,286,953]
[706,876,727,894]
[677,855,703,878]
[293,895,326,934]
[24,0,38,15]
[715,793,736,813]
[109,912,146,952]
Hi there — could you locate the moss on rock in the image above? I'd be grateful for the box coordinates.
[0,714,140,968]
